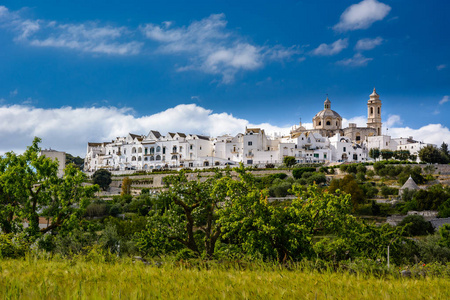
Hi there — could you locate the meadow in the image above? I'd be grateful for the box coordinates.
[1,257,449,299]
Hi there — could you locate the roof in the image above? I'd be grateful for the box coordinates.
[370,87,379,97]
[400,176,419,191]
[196,135,210,141]
[88,142,103,147]
[314,109,342,119]
[151,130,161,138]
[177,132,186,138]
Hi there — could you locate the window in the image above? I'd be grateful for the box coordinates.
[138,156,142,161]
[314,153,319,158]
[144,148,148,155]
[356,135,361,141]
[150,147,155,154]
[171,155,177,160]
[190,145,193,150]
[371,107,374,114]
[179,146,183,152]
[150,156,155,161]
[324,154,327,159]
[200,146,202,150]
[156,155,161,160]
[343,147,346,152]
[163,147,166,154]
[172,146,177,153]
[156,146,161,152]
[248,141,253,146]
[318,121,321,126]
[326,121,331,126]
[378,107,380,114]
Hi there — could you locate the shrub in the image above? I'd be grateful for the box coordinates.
[0,234,28,258]
[292,167,316,179]
[399,215,434,236]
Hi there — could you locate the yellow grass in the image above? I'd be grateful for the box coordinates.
[1,258,449,299]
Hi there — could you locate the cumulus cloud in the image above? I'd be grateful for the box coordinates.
[0,104,290,156]
[1,104,449,156]
[141,14,300,83]
[439,95,449,105]
[334,0,391,32]
[388,124,450,146]
[311,39,348,56]
[336,53,373,67]
[355,37,383,51]
[385,114,402,127]
[0,5,142,55]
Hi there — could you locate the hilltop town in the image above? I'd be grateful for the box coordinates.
[84,89,431,173]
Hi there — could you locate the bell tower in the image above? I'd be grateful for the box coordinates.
[367,88,382,135]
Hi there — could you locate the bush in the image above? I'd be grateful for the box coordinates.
[292,167,316,179]
[399,215,434,236]
[0,234,28,258]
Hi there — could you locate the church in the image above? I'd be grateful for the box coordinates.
[84,89,430,172]
[291,88,381,143]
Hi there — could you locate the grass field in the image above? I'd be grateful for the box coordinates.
[1,258,449,299]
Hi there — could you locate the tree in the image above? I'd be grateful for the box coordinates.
[283,156,296,168]
[369,148,380,161]
[398,215,434,236]
[394,150,410,161]
[380,149,394,160]
[419,145,446,164]
[121,177,132,196]
[0,137,98,236]
[138,171,225,258]
[328,175,365,210]
[92,169,112,191]
[440,142,450,163]
[65,153,84,169]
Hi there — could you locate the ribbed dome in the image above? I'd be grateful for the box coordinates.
[370,87,379,98]
[314,109,342,119]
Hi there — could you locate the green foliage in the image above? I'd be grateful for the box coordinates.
[0,137,98,238]
[92,169,112,191]
[283,156,296,168]
[381,149,394,160]
[65,153,84,169]
[0,234,28,258]
[369,148,380,161]
[292,167,316,179]
[380,185,398,198]
[393,150,410,161]
[412,184,450,211]
[419,145,449,164]
[398,215,434,236]
[438,224,450,248]
[328,175,365,209]
[121,177,132,196]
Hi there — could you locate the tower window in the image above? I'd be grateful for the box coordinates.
[378,107,380,114]
[326,121,331,126]
[370,107,373,115]
[318,121,321,126]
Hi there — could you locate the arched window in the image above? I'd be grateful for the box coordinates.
[132,147,136,153]
[150,147,155,154]
[370,107,373,115]
[138,156,142,161]
[326,121,331,126]
[144,157,148,161]
[143,164,148,170]
[156,146,161,152]
[378,107,380,114]
[171,155,178,160]
[172,146,177,153]
[318,121,322,126]
[204,161,209,166]
[156,155,161,160]
[138,148,142,153]
[215,161,220,166]
[150,156,155,161]
[336,121,338,126]
[132,156,136,161]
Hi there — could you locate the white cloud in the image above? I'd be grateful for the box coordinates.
[0,6,142,55]
[342,116,367,128]
[336,53,373,67]
[355,37,383,51]
[141,14,300,83]
[439,95,449,105]
[334,0,391,32]
[385,114,402,127]
[311,39,348,56]
[1,104,449,157]
[0,104,290,156]
[388,124,450,146]
[437,64,447,70]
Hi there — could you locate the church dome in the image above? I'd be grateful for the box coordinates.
[312,96,343,131]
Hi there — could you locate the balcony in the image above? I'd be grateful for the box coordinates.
[246,153,254,158]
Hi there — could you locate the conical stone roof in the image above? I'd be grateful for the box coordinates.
[400,176,419,191]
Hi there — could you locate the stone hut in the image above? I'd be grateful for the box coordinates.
[399,176,419,196]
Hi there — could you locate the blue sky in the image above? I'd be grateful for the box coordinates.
[0,0,449,155]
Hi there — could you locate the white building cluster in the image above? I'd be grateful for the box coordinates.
[84,89,431,172]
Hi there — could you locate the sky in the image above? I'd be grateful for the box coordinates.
[0,0,449,156]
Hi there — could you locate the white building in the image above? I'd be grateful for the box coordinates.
[84,89,430,171]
